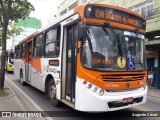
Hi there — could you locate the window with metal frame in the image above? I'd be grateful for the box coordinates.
[15,46,19,59]
[21,43,26,58]
[44,27,60,57]
[17,44,22,58]
[34,34,43,57]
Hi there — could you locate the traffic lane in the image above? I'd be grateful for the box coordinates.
[139,96,160,111]
[5,72,160,120]
[6,72,70,111]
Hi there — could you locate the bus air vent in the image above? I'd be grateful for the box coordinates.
[101,74,145,82]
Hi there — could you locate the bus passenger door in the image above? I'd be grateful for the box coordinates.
[26,42,32,82]
[62,23,78,105]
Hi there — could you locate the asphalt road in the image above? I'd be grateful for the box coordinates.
[5,72,160,120]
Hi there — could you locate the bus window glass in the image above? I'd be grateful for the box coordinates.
[45,28,59,57]
[46,29,57,43]
[15,46,18,59]
[18,45,22,58]
[82,25,146,71]
[34,34,43,57]
[22,43,26,58]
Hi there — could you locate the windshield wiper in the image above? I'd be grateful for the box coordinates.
[104,22,123,61]
[85,25,93,53]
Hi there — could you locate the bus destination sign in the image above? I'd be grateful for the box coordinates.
[85,5,146,30]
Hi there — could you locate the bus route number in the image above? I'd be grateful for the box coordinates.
[95,9,105,19]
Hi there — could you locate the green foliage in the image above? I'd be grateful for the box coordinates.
[11,0,35,21]
[0,23,23,37]
[0,0,35,22]
[0,23,23,46]
[0,89,8,96]
[8,23,23,37]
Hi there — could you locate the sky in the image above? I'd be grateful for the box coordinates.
[28,0,64,27]
[7,0,64,49]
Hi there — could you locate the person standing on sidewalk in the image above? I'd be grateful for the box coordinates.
[147,67,154,88]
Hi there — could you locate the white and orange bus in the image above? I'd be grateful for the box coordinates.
[14,3,147,112]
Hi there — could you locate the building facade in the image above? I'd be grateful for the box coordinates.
[58,0,160,88]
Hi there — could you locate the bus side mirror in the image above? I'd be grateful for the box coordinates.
[78,25,86,41]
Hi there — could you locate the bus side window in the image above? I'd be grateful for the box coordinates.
[44,26,60,57]
[21,43,26,58]
[34,34,43,58]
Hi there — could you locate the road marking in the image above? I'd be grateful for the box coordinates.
[5,76,53,120]
[133,106,153,111]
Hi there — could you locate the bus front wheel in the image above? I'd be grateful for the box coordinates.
[48,79,61,107]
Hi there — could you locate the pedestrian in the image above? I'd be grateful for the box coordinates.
[147,67,154,88]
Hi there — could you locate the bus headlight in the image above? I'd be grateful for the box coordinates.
[99,89,105,95]
[87,84,92,89]
[82,80,106,96]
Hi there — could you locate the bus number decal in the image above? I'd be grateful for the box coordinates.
[49,60,59,66]
[95,9,105,19]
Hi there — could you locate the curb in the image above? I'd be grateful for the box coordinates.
[4,80,26,111]
[147,94,160,99]
[5,76,53,120]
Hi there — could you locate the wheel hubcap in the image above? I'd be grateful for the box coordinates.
[49,85,56,100]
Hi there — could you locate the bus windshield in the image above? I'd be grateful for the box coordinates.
[81,25,146,71]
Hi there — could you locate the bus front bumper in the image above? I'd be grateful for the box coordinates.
[76,84,148,112]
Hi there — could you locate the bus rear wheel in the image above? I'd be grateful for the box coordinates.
[48,79,61,107]
[20,70,26,86]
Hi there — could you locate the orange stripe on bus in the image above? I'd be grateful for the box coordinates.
[19,31,39,44]
[77,51,147,91]
[31,58,42,73]
[20,58,25,63]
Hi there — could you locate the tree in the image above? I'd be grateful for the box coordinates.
[0,23,23,46]
[0,0,34,90]
[8,23,23,38]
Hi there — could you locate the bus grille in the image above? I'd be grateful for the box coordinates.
[101,74,145,82]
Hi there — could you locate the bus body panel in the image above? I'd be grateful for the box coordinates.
[75,77,147,112]
[40,57,62,99]
[14,59,25,79]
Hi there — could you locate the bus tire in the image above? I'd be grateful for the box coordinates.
[20,70,26,86]
[48,79,61,107]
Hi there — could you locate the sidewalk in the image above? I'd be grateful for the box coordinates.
[147,87,160,98]
[0,79,51,120]
[0,83,25,111]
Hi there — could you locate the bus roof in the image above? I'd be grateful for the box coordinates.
[18,31,39,44]
[74,3,145,20]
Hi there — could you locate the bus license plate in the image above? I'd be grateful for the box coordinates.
[122,97,133,103]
